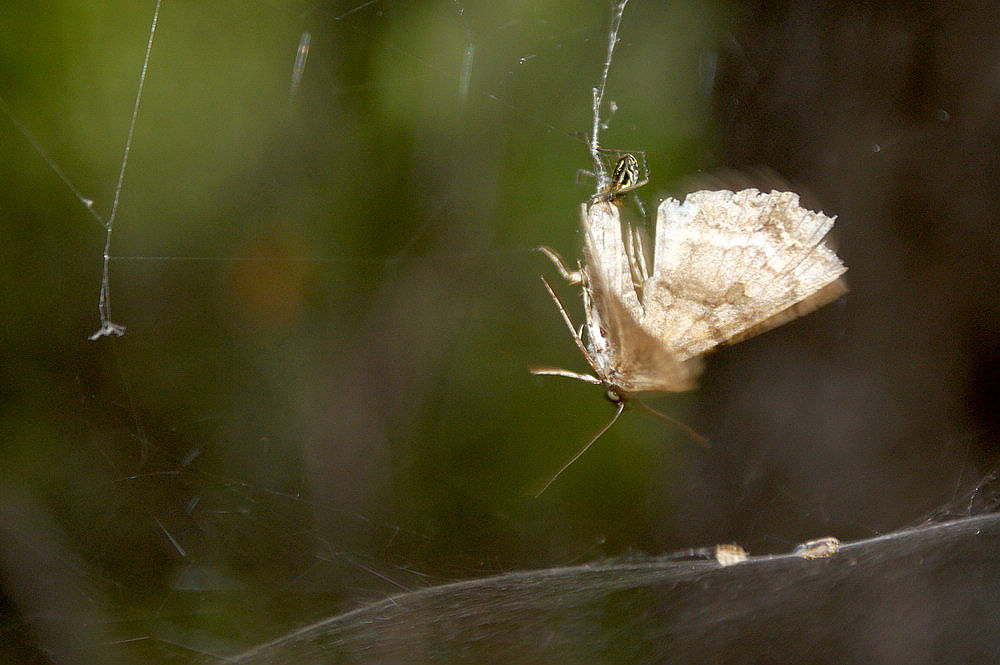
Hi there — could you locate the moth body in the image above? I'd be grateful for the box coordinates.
[531,188,847,493]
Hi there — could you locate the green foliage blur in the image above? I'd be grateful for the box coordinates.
[0,0,724,661]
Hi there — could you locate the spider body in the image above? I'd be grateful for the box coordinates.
[591,152,649,204]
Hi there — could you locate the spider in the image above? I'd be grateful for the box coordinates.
[590,151,649,204]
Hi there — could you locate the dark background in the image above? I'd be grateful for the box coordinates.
[1,0,998,662]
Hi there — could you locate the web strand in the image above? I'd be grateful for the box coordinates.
[0,94,104,227]
[589,0,629,192]
[90,0,162,341]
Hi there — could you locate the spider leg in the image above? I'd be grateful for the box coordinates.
[575,167,597,186]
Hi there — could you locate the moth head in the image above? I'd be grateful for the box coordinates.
[604,388,623,404]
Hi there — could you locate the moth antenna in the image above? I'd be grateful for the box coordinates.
[632,399,710,447]
[531,401,625,497]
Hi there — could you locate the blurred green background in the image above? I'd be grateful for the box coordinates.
[4,0,999,662]
[0,1,725,660]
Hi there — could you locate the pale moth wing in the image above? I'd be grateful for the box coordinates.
[581,202,699,394]
[542,192,846,396]
[640,189,847,360]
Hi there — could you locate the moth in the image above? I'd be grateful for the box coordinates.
[532,177,847,494]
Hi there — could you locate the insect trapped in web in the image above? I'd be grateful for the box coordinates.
[530,157,848,494]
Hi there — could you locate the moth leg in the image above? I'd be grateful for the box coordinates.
[632,399,709,447]
[537,275,601,374]
[536,246,583,285]
[529,367,603,385]
[626,223,649,289]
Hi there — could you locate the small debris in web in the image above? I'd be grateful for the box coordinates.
[661,543,749,566]
[714,543,749,566]
[89,321,126,341]
[793,536,840,560]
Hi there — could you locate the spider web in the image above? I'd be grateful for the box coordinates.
[1,1,997,663]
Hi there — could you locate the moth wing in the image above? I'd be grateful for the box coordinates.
[583,203,700,393]
[642,189,847,360]
[581,203,642,320]
[719,277,847,348]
